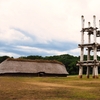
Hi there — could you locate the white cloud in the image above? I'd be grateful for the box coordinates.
[0,28,32,44]
[0,51,20,58]
[0,0,81,43]
[15,45,68,56]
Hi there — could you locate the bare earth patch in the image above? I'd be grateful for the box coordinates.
[25,82,93,90]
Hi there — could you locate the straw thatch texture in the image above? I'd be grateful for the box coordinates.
[0,58,68,76]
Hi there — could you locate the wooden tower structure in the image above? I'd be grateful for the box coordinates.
[77,15,100,78]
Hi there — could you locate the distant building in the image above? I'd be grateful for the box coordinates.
[0,58,68,77]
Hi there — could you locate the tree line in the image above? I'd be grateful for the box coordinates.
[1,54,100,75]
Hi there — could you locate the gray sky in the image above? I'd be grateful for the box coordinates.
[0,0,100,57]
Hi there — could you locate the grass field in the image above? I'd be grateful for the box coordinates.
[0,75,100,100]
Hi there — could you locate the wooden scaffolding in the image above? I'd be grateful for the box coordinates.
[77,15,100,78]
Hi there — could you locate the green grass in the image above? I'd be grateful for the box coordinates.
[0,75,100,100]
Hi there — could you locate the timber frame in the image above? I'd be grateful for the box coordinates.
[77,15,100,78]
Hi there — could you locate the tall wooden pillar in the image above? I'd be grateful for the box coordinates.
[92,66,95,78]
[79,15,84,78]
[93,15,98,78]
[86,22,91,78]
[93,15,97,59]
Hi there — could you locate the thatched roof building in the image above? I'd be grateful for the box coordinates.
[0,58,68,77]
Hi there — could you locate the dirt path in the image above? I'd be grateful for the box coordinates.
[25,82,93,90]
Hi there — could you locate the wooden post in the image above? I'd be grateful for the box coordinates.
[93,15,97,60]
[81,15,84,44]
[88,22,91,43]
[87,22,91,78]
[93,15,98,78]
[95,66,98,78]
[79,15,84,78]
[99,20,100,30]
[92,66,95,78]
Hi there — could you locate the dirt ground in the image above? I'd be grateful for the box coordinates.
[0,76,100,100]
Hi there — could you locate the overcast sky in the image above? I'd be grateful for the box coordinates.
[0,0,100,58]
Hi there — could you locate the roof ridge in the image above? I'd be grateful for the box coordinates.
[6,58,64,65]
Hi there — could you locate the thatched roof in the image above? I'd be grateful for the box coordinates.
[0,58,68,75]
